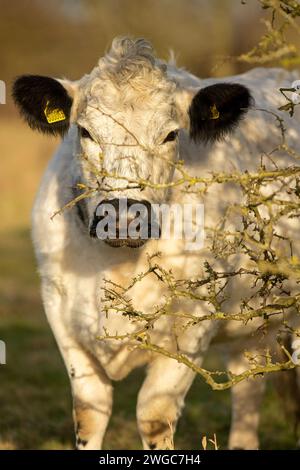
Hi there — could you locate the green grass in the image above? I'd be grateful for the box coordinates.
[0,229,297,449]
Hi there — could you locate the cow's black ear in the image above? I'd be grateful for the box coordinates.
[188,83,253,143]
[12,75,72,136]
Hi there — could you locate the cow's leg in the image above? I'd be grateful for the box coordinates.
[137,356,196,450]
[68,348,113,450]
[56,339,113,451]
[41,279,113,450]
[226,351,266,450]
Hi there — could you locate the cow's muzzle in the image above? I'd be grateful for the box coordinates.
[89,198,161,248]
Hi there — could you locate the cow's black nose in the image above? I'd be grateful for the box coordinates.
[90,198,161,247]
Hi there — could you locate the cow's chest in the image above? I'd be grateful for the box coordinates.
[67,254,175,380]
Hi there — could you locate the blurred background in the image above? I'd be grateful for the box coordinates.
[0,0,298,449]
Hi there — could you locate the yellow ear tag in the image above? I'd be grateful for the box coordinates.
[210,103,220,120]
[44,101,66,124]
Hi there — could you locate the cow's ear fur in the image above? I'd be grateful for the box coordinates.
[12,75,73,136]
[188,83,253,143]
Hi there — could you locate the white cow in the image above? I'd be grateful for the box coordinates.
[13,37,300,450]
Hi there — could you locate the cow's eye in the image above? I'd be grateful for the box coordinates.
[163,130,178,144]
[78,126,93,140]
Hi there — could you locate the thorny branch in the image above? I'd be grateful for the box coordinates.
[238,0,300,67]
[53,1,300,390]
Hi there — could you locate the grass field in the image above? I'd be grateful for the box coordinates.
[0,118,297,449]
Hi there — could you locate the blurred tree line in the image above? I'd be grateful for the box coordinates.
[0,0,269,113]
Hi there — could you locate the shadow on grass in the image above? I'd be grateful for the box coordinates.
[0,228,297,449]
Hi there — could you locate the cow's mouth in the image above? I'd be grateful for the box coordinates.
[104,238,147,248]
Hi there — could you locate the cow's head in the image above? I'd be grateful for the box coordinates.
[13,37,252,248]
